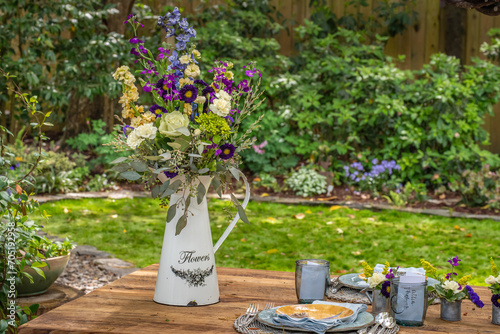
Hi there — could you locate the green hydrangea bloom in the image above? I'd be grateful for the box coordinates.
[195,112,231,137]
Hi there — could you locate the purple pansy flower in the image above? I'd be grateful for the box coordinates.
[445,272,458,280]
[492,294,500,308]
[381,280,391,298]
[219,143,235,160]
[164,171,178,179]
[179,85,198,103]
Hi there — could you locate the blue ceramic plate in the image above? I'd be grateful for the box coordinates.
[338,273,439,290]
[256,306,374,333]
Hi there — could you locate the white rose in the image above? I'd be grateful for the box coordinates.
[136,123,157,140]
[158,111,190,137]
[443,280,461,294]
[126,130,144,149]
[179,55,191,64]
[367,272,386,289]
[194,95,206,104]
[497,275,500,284]
[185,64,200,78]
[216,90,231,101]
[486,275,497,285]
[209,98,231,117]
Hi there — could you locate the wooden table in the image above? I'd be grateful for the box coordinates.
[19,265,499,333]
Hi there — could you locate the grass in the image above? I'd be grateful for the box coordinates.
[35,198,500,286]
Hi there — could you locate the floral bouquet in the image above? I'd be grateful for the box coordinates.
[361,261,397,298]
[486,257,500,308]
[110,8,264,234]
[421,257,484,308]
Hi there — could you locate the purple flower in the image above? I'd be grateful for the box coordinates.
[492,294,500,308]
[219,143,235,160]
[201,86,215,99]
[445,272,457,280]
[381,280,391,298]
[465,285,484,308]
[194,79,208,87]
[122,125,134,137]
[372,158,378,164]
[149,105,167,117]
[179,85,198,103]
[156,78,172,93]
[448,256,461,267]
[164,171,178,179]
[129,36,143,44]
[385,267,397,280]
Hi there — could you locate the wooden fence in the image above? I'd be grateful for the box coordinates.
[178,0,500,153]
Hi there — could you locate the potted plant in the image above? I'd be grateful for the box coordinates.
[0,70,66,332]
[15,230,73,297]
[485,257,500,325]
[421,257,484,321]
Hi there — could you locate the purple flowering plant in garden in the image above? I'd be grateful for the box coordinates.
[343,159,402,195]
[422,257,484,307]
[109,8,265,233]
[485,257,500,308]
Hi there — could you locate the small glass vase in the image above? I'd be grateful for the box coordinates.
[440,299,462,322]
[493,306,500,325]
[372,290,390,316]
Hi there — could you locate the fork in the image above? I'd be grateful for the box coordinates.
[239,303,259,327]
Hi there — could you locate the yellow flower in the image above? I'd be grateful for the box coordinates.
[179,77,193,87]
[361,261,374,278]
[225,70,234,80]
[382,262,390,275]
[420,259,437,277]
[491,257,499,276]
[185,64,200,78]
[458,275,471,286]
[192,49,201,59]
[183,103,193,115]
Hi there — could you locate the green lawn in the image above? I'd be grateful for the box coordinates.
[35,198,499,286]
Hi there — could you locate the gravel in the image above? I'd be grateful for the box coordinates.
[54,252,120,294]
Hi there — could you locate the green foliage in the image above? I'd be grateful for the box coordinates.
[66,120,131,170]
[0,72,72,333]
[384,182,428,207]
[0,0,129,126]
[449,165,500,209]
[290,24,500,188]
[252,173,282,193]
[286,167,327,197]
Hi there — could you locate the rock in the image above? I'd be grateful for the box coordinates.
[72,245,110,258]
[93,258,139,277]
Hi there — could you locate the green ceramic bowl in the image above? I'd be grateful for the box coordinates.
[16,254,70,297]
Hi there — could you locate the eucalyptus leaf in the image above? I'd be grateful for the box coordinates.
[166,204,177,222]
[237,204,251,225]
[151,185,160,198]
[120,171,141,181]
[111,164,130,173]
[198,168,209,174]
[162,179,182,197]
[110,157,128,164]
[130,161,149,172]
[160,152,172,160]
[159,180,170,193]
[229,167,240,181]
[212,177,222,198]
[167,142,181,149]
[188,153,203,158]
[197,182,206,205]
[175,214,188,235]
[197,144,204,155]
[176,127,190,136]
[230,193,240,206]
[185,196,191,210]
[145,156,163,161]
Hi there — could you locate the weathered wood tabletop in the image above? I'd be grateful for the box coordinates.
[19,265,499,333]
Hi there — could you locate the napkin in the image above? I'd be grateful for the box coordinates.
[272,301,367,334]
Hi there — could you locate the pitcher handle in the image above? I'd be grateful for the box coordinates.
[213,170,250,253]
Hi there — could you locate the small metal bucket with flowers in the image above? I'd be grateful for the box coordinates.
[422,257,484,322]
[485,257,500,325]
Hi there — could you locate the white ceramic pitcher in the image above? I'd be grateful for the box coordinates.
[153,173,250,306]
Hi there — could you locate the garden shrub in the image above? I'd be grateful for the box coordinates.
[287,23,500,188]
[449,165,500,209]
[286,167,327,197]
[66,119,131,171]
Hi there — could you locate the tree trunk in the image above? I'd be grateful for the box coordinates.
[442,2,467,63]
